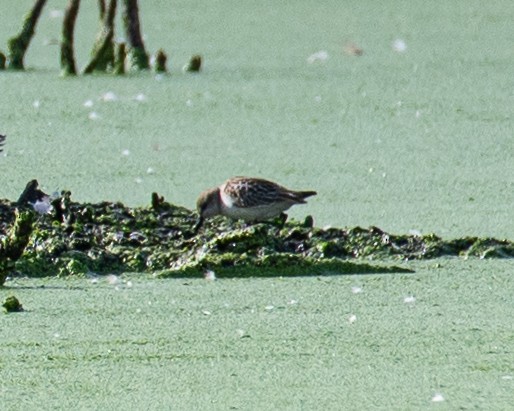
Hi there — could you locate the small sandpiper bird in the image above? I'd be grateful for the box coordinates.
[195,176,317,231]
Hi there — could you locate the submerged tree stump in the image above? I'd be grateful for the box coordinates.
[122,0,150,70]
[7,0,48,70]
[154,49,167,73]
[184,54,202,72]
[0,210,34,286]
[60,0,81,76]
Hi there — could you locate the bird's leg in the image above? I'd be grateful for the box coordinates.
[193,216,204,233]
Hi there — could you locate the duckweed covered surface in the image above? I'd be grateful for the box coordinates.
[1,190,512,280]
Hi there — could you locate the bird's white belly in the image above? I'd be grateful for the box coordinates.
[221,202,291,221]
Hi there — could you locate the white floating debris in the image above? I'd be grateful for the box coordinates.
[49,9,64,18]
[351,286,363,294]
[392,39,407,53]
[88,111,100,120]
[431,393,445,402]
[90,277,98,284]
[83,99,94,108]
[31,198,53,214]
[126,280,133,288]
[404,296,416,304]
[33,100,41,109]
[134,177,143,184]
[185,99,194,107]
[106,274,119,285]
[121,149,130,156]
[202,310,211,316]
[101,91,118,102]
[307,50,329,64]
[314,95,322,102]
[265,305,274,311]
[287,299,298,305]
[204,270,216,281]
[348,314,357,324]
[501,375,513,380]
[134,93,147,102]
[415,110,421,118]
[146,167,155,174]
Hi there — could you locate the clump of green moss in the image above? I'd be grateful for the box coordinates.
[3,295,23,312]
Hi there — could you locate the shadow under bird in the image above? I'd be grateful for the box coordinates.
[195,176,317,231]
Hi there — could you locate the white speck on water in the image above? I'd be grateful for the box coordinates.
[106,274,119,285]
[314,95,322,102]
[502,375,513,380]
[202,310,211,316]
[90,277,98,284]
[288,299,298,305]
[382,172,387,178]
[307,50,329,64]
[53,332,60,338]
[121,149,130,156]
[33,100,41,109]
[404,296,416,304]
[136,308,142,313]
[431,393,445,402]
[351,286,363,294]
[146,167,155,174]
[126,280,133,288]
[204,270,216,281]
[392,39,407,53]
[101,91,118,102]
[134,177,143,184]
[186,99,194,107]
[154,74,164,81]
[88,111,100,120]
[415,110,421,118]
[83,99,94,108]
[348,314,357,324]
[49,9,64,18]
[134,93,147,102]
[265,305,274,311]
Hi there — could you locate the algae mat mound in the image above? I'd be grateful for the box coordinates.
[1,186,512,282]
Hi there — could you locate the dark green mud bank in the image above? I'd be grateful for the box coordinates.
[1,189,513,281]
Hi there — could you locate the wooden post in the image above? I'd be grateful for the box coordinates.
[114,42,126,75]
[122,0,150,70]
[7,0,48,70]
[83,0,117,74]
[60,0,81,76]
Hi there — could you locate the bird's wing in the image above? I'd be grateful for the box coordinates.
[226,178,293,207]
